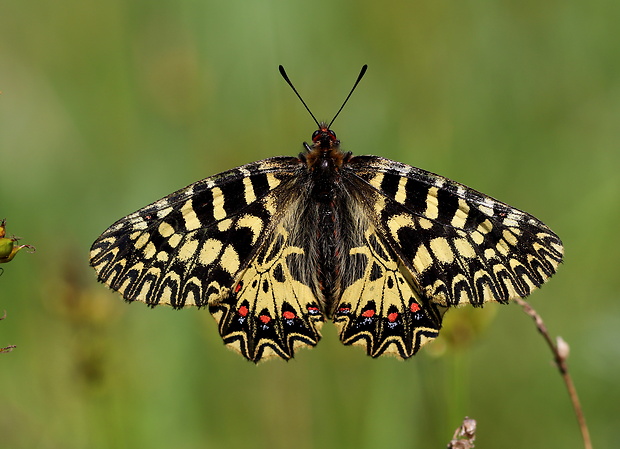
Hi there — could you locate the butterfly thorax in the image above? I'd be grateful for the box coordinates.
[303,124,350,198]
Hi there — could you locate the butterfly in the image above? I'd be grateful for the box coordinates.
[90,65,563,363]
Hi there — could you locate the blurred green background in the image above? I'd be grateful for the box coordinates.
[1,0,619,448]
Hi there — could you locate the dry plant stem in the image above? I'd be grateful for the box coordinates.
[513,297,592,449]
[0,310,16,353]
[447,417,476,449]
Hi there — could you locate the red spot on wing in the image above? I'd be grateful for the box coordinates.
[259,315,271,324]
[410,303,421,313]
[308,306,320,314]
[238,305,249,317]
[387,312,399,322]
[362,309,375,318]
[282,311,296,320]
[234,282,243,293]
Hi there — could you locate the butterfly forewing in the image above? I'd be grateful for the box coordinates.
[345,156,564,308]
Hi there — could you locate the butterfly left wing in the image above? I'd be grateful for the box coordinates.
[90,157,325,362]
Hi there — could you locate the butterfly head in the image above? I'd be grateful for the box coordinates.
[279,64,366,156]
[311,122,340,151]
[303,122,347,170]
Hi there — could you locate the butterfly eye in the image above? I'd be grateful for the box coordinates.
[312,130,320,141]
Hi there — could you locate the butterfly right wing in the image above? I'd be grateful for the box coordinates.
[331,155,562,359]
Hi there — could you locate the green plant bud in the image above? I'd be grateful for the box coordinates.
[0,237,14,261]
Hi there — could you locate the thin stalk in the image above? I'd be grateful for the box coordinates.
[513,297,592,449]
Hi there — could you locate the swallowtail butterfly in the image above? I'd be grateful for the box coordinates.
[90,65,563,362]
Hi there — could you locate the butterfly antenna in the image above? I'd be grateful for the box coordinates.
[279,65,320,128]
[328,64,367,129]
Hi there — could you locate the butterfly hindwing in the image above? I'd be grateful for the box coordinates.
[345,156,564,307]
[334,225,447,358]
[209,223,324,362]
